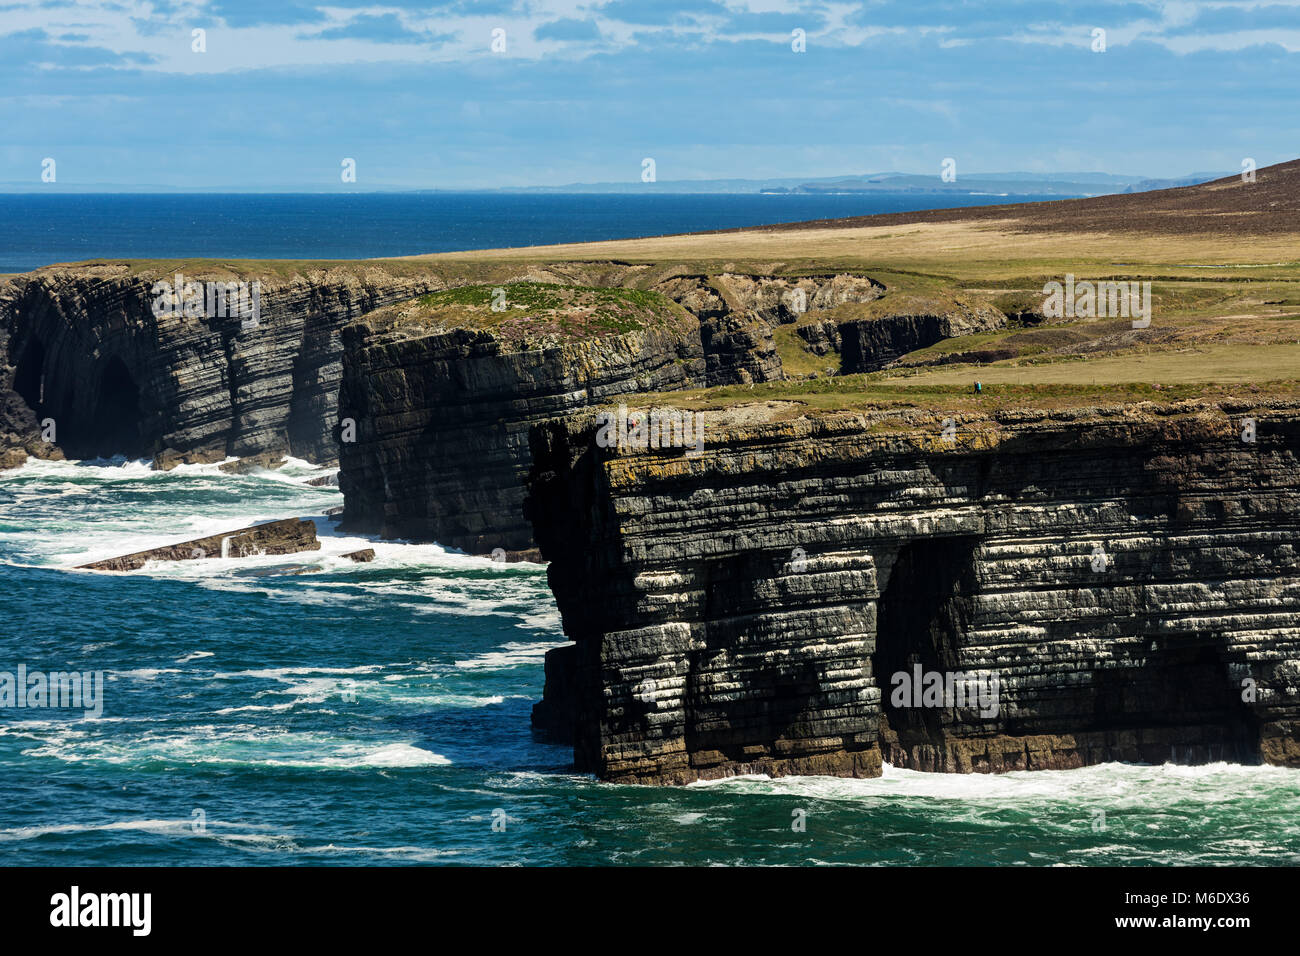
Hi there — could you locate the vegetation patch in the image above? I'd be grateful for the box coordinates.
[367,282,695,349]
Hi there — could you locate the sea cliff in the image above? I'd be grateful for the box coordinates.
[526,401,1300,784]
[334,272,886,551]
[0,264,442,465]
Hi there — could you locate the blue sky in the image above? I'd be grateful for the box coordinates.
[2,0,1298,188]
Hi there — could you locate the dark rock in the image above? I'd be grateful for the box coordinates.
[77,517,320,571]
[335,274,883,554]
[338,322,705,553]
[840,304,1004,373]
[218,451,286,474]
[341,548,375,562]
[525,402,1300,784]
[305,472,339,486]
[698,310,782,385]
[489,547,544,563]
[153,446,227,471]
[0,266,443,465]
[795,319,841,356]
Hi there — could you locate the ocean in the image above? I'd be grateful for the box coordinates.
[1,194,1297,866]
[0,191,1053,274]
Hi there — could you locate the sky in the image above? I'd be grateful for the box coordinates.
[1,0,1298,189]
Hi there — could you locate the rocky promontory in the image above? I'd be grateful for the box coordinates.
[335,273,889,552]
[526,400,1300,784]
[336,283,705,553]
[0,263,445,465]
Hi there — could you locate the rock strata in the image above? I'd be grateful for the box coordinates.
[336,273,889,552]
[77,517,320,571]
[840,303,1005,373]
[0,265,444,465]
[525,401,1300,784]
[337,287,708,553]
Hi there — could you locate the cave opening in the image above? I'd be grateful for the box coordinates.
[1088,640,1260,763]
[872,536,982,766]
[14,336,46,411]
[68,356,146,459]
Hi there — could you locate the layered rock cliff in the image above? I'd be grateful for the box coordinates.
[0,265,443,465]
[336,284,705,553]
[839,299,1005,373]
[526,400,1300,784]
[1,264,888,477]
[335,271,889,550]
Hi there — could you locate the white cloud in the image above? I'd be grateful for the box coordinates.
[2,0,1297,77]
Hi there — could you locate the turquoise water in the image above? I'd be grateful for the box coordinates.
[1,458,1298,866]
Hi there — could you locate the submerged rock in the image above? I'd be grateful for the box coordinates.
[218,452,287,474]
[77,517,321,571]
[152,446,226,471]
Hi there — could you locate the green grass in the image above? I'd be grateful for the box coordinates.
[625,374,1300,424]
[770,322,837,378]
[365,281,695,348]
[17,225,1300,412]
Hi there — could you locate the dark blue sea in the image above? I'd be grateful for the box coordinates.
[2,194,1298,866]
[0,191,1056,274]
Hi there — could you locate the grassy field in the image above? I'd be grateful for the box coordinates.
[363,282,694,347]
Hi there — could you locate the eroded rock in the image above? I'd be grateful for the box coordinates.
[77,517,320,571]
[218,452,287,474]
[526,401,1300,784]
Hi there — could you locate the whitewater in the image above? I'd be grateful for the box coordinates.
[1,457,1296,865]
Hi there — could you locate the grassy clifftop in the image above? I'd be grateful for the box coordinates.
[361,281,696,349]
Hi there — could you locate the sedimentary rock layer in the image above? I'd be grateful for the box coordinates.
[0,265,443,464]
[335,271,889,551]
[78,517,320,571]
[0,264,890,475]
[526,401,1300,784]
[840,303,1004,373]
[337,323,705,553]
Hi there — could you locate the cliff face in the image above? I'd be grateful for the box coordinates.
[654,272,883,384]
[337,322,705,553]
[0,266,441,464]
[526,402,1300,784]
[335,270,889,550]
[1,263,890,475]
[840,303,1005,373]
